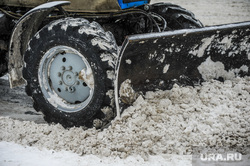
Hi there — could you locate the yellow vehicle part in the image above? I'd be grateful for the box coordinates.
[0,0,121,12]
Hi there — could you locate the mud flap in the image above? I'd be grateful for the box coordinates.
[115,21,250,114]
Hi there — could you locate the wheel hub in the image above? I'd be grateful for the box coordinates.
[62,70,76,85]
[38,46,94,112]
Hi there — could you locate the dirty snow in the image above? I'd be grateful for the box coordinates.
[91,38,116,51]
[198,57,249,80]
[100,53,116,68]
[119,79,138,105]
[79,68,95,90]
[198,56,235,80]
[1,0,250,165]
[1,77,250,162]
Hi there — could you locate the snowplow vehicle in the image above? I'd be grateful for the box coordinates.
[0,0,249,128]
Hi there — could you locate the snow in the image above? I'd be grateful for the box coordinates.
[189,36,215,57]
[1,77,249,163]
[79,68,94,90]
[198,57,249,81]
[1,75,8,80]
[198,56,234,80]
[78,25,101,35]
[91,38,115,51]
[0,142,191,166]
[126,59,132,64]
[1,0,250,165]
[119,79,138,105]
[163,64,170,74]
[100,53,116,68]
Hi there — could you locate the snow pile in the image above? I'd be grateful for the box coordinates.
[0,77,250,160]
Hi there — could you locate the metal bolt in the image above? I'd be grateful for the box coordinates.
[68,66,73,70]
[61,66,65,70]
[58,72,62,77]
[144,5,150,11]
[68,86,75,93]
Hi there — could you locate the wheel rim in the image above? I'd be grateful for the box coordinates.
[38,46,94,112]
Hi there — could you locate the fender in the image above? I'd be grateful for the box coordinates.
[8,1,70,88]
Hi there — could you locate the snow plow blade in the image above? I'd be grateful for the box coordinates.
[115,21,250,112]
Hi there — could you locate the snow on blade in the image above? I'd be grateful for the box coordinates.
[163,64,170,74]
[189,35,215,57]
[198,57,249,80]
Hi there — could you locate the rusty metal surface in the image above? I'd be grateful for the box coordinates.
[0,0,121,12]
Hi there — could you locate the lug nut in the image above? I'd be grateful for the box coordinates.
[75,72,78,76]
[68,66,73,70]
[59,81,62,85]
[68,86,75,93]
[58,72,62,77]
[65,87,68,91]
[61,66,65,70]
[76,81,80,85]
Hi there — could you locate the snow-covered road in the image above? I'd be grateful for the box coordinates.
[0,141,192,166]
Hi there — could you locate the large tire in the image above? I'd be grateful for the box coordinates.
[150,3,203,30]
[23,18,118,128]
[0,50,8,77]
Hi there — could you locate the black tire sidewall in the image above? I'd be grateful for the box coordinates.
[0,50,8,77]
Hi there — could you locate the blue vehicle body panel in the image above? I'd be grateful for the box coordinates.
[118,0,149,9]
